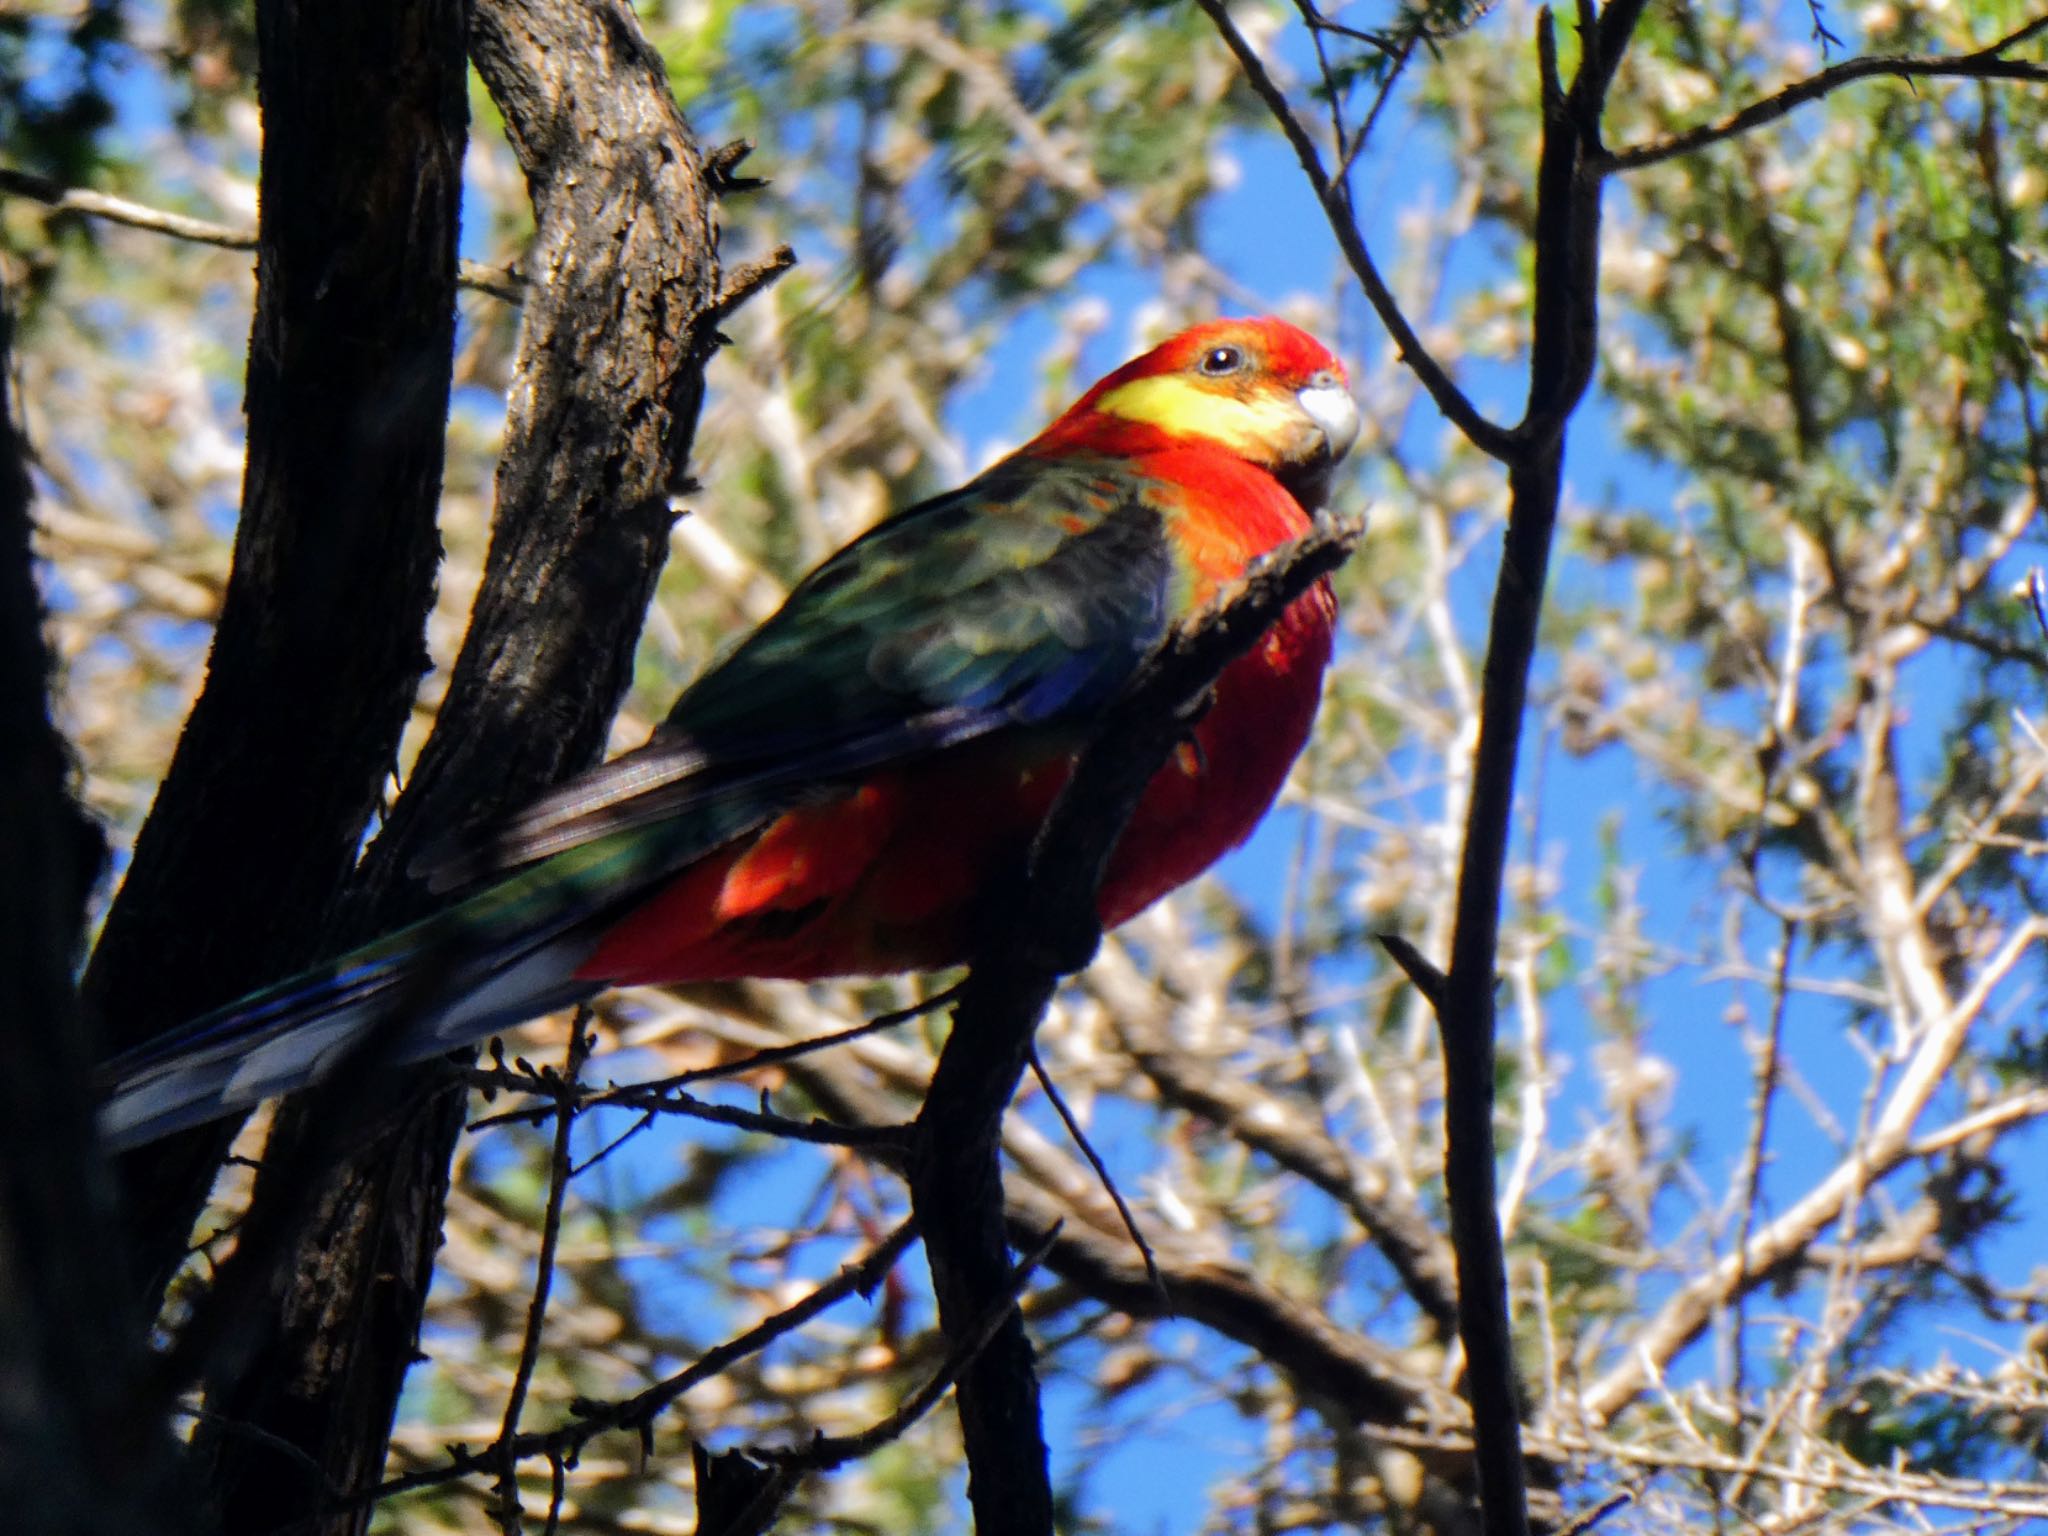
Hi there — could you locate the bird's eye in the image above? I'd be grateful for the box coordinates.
[1198,345,1245,377]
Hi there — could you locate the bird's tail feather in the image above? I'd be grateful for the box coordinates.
[96,811,762,1150]
[96,918,605,1150]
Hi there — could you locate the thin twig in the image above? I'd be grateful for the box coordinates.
[1599,18,2048,173]
[1376,931,1447,1008]
[1557,1489,1635,1536]
[0,166,526,299]
[570,1109,654,1177]
[493,1009,594,1534]
[1026,1048,1163,1305]
[467,1068,904,1149]
[707,245,797,326]
[468,986,954,1128]
[372,1220,918,1507]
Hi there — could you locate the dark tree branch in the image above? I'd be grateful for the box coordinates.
[910,516,1362,1536]
[89,0,469,1301]
[0,261,174,1535]
[1598,18,2048,173]
[1429,6,1651,1535]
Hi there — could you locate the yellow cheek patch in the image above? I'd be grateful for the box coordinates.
[1095,376,1304,460]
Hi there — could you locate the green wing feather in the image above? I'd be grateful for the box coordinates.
[419,453,1182,890]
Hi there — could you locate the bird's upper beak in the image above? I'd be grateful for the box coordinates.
[1298,371,1360,462]
[1279,370,1360,509]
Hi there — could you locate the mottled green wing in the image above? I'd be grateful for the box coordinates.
[421,453,1178,887]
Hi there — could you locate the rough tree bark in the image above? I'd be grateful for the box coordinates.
[89,0,469,1301]
[191,1,760,1530]
[0,282,175,1534]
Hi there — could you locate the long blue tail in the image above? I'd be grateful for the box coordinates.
[96,917,603,1149]
[97,781,779,1148]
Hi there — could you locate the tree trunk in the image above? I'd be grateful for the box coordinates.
[91,0,469,1303]
[195,0,740,1529]
[0,277,178,1536]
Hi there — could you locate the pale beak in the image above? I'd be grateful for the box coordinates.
[1297,371,1360,462]
[1278,371,1360,509]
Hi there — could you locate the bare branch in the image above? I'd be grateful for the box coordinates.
[0,166,525,299]
[1026,1049,1163,1303]
[467,984,957,1128]
[910,515,1364,1536]
[465,1065,906,1149]
[374,1221,919,1507]
[491,1012,593,1534]
[1579,922,2048,1425]
[1599,18,2048,173]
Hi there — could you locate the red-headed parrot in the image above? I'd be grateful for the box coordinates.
[100,317,1359,1147]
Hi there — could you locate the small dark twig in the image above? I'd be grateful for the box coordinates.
[1558,1488,1635,1536]
[1806,0,1844,56]
[1377,932,1448,1010]
[703,139,769,194]
[493,1010,594,1533]
[541,1453,567,1536]
[469,985,955,1128]
[1027,1048,1165,1306]
[1341,34,1418,184]
[467,1065,905,1149]
[708,245,797,327]
[571,1109,655,1178]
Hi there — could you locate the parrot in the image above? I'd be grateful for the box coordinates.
[98,316,1359,1149]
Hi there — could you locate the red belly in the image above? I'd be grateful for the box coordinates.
[579,583,1334,984]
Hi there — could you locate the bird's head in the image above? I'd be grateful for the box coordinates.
[1035,317,1360,509]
